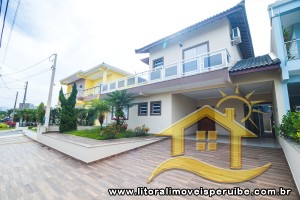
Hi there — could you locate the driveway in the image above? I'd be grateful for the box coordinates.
[0,136,298,199]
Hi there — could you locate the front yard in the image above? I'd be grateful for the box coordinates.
[65,125,149,140]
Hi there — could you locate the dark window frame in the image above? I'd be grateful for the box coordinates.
[152,57,164,69]
[150,101,161,116]
[138,102,148,116]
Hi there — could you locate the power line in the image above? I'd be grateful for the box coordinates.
[0,74,9,89]
[1,74,24,82]
[0,0,10,48]
[17,68,51,80]
[2,0,21,63]
[0,86,23,89]
[2,56,49,76]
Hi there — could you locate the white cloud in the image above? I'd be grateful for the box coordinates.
[0,0,276,109]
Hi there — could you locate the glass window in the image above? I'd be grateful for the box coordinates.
[110,82,116,90]
[153,57,164,68]
[183,43,208,73]
[150,101,161,115]
[118,80,125,88]
[138,102,148,116]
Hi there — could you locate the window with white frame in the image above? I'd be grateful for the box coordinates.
[150,101,161,115]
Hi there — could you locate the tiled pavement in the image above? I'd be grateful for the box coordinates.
[0,135,299,199]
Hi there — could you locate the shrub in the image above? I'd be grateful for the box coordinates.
[101,123,119,139]
[133,125,150,137]
[28,126,33,129]
[276,111,300,142]
[59,83,78,132]
[0,123,8,128]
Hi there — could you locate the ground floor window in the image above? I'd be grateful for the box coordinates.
[150,101,161,115]
[138,102,148,116]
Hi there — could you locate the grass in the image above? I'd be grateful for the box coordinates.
[28,127,37,132]
[0,127,15,131]
[65,128,148,140]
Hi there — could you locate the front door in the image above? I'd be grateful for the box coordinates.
[197,107,216,131]
[198,117,216,131]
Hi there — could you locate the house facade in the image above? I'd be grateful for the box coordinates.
[268,0,300,113]
[102,1,283,139]
[60,62,132,108]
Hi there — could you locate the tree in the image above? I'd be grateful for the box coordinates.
[105,90,134,126]
[59,83,78,132]
[88,99,109,130]
[36,102,45,124]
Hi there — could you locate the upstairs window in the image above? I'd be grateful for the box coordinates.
[153,57,164,69]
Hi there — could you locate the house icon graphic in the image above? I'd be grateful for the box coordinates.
[147,105,272,183]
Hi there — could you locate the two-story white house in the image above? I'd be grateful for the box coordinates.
[102,1,283,139]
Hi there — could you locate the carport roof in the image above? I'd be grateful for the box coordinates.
[229,54,280,75]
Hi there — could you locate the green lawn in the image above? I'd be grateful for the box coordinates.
[65,128,148,140]
[28,127,37,132]
[0,127,15,131]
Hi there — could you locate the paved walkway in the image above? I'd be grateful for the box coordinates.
[0,137,298,199]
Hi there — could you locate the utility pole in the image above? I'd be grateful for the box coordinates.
[45,54,57,129]
[22,81,28,109]
[19,81,28,126]
[11,92,18,121]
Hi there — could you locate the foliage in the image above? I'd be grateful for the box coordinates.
[283,29,295,60]
[4,120,16,127]
[0,123,8,128]
[13,109,37,124]
[65,124,150,140]
[36,102,45,124]
[275,111,300,143]
[106,90,134,126]
[0,111,8,120]
[101,123,119,139]
[50,107,61,125]
[86,109,96,126]
[133,125,150,137]
[59,83,78,132]
[76,108,88,126]
[87,99,110,130]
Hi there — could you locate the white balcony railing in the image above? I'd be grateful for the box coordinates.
[285,39,300,60]
[65,86,100,100]
[101,48,230,94]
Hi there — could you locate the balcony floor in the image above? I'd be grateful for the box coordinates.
[0,136,299,199]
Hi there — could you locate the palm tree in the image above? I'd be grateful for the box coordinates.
[105,90,135,126]
[88,99,110,130]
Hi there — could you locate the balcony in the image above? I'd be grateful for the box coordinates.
[65,86,101,101]
[101,48,230,94]
[285,39,300,60]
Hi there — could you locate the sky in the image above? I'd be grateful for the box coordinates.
[0,0,276,110]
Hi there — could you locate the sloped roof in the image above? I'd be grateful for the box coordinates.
[135,1,254,59]
[60,62,132,85]
[229,54,280,74]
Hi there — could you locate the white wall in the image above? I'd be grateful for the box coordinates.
[125,93,173,134]
[149,18,242,69]
[172,94,197,135]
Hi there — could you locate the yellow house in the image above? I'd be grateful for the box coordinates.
[60,62,132,107]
